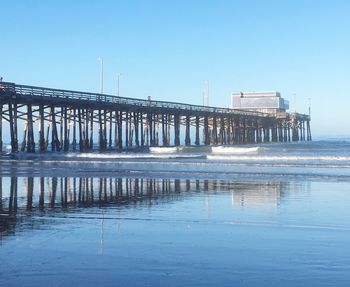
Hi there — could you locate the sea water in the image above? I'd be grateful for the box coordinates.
[0,139,350,286]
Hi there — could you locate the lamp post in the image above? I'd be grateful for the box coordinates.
[98,57,104,94]
[117,73,122,97]
[308,97,311,118]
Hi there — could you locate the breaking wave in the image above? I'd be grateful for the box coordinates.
[211,146,261,154]
[207,155,350,161]
[149,147,178,153]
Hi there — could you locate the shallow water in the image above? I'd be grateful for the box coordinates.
[1,140,350,286]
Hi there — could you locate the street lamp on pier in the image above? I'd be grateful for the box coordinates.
[98,57,104,94]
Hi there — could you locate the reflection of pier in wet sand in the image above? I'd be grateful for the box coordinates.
[0,176,297,237]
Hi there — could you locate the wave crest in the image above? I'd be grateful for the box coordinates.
[149,147,178,153]
[211,146,261,154]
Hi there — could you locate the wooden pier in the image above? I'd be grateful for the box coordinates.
[0,82,311,153]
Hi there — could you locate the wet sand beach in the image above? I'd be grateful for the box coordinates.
[1,141,350,286]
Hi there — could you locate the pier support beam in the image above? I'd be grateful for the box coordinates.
[134,112,140,147]
[90,109,94,149]
[233,118,239,144]
[83,109,88,150]
[103,110,107,149]
[51,106,60,151]
[283,123,288,142]
[72,109,77,151]
[114,111,119,148]
[148,113,153,146]
[27,104,35,152]
[125,112,129,148]
[154,114,158,146]
[307,120,312,141]
[185,115,191,146]
[118,111,123,150]
[78,109,84,151]
[302,121,306,141]
[9,103,19,153]
[174,114,180,146]
[278,122,283,142]
[109,111,113,148]
[219,117,225,145]
[195,116,200,146]
[212,116,218,145]
[39,105,46,151]
[162,114,167,146]
[98,110,104,150]
[292,127,299,142]
[140,113,144,147]
[271,124,277,142]
[63,107,69,151]
[203,116,209,145]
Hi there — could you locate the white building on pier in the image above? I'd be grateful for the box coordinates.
[231,91,289,114]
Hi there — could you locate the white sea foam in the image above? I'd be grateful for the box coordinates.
[76,153,174,159]
[74,152,202,160]
[207,155,350,161]
[149,147,178,153]
[211,146,260,154]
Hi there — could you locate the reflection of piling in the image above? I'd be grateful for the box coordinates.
[39,177,45,210]
[99,209,104,255]
[51,177,57,207]
[27,177,34,211]
[9,177,18,214]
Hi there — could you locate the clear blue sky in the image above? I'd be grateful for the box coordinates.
[1,0,349,137]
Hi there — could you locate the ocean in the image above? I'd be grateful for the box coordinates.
[1,139,350,286]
